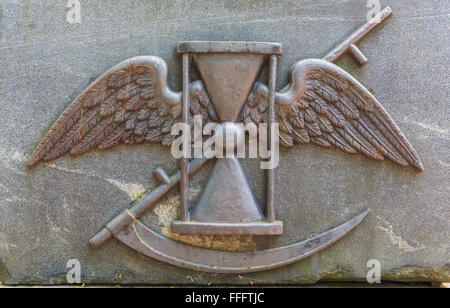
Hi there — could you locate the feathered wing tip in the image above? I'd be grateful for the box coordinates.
[27,56,182,168]
[188,80,219,125]
[275,58,424,172]
[238,82,268,125]
[27,97,84,168]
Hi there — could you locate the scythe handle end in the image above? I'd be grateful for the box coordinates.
[90,209,136,249]
[323,7,393,64]
[89,227,112,249]
[89,156,212,249]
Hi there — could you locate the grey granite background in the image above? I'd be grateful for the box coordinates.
[0,0,448,284]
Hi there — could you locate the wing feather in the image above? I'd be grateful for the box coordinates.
[71,117,116,155]
[98,125,129,150]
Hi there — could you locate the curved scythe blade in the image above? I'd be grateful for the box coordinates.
[114,209,368,273]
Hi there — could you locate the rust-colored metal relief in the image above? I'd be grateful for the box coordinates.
[27,58,217,167]
[242,60,423,170]
[277,59,422,170]
[28,7,423,273]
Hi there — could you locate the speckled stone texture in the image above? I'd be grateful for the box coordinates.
[0,0,448,284]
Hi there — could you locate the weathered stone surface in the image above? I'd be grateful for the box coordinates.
[0,0,448,284]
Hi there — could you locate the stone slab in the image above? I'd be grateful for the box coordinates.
[0,0,448,284]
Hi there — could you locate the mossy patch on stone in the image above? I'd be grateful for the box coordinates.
[383,265,450,283]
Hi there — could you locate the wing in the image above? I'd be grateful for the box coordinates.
[276,59,423,171]
[189,80,219,125]
[238,82,268,125]
[27,56,215,167]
